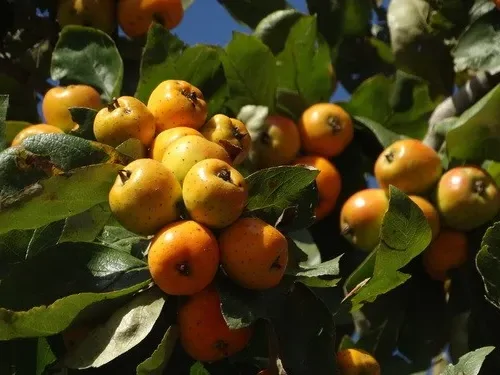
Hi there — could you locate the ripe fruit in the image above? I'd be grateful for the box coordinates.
[297,103,353,158]
[183,159,248,229]
[93,96,156,147]
[118,0,184,38]
[336,348,381,375]
[148,221,219,295]
[250,115,301,169]
[11,124,64,146]
[150,127,202,162]
[108,159,181,235]
[219,217,288,290]
[423,231,468,281]
[436,166,500,231]
[147,80,207,132]
[340,189,389,252]
[200,114,251,165]
[374,139,442,195]
[42,85,102,132]
[161,135,231,184]
[57,0,116,34]
[293,155,342,221]
[178,285,252,362]
[409,195,440,240]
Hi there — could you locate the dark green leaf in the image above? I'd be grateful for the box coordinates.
[0,229,34,279]
[5,121,31,145]
[342,0,372,36]
[0,242,147,312]
[0,164,123,235]
[51,26,123,101]
[59,203,111,243]
[36,338,57,375]
[446,83,500,162]
[0,75,39,123]
[25,220,65,259]
[353,116,407,148]
[253,9,304,54]
[69,107,98,141]
[64,287,166,369]
[453,11,500,73]
[135,23,186,103]
[220,32,277,112]
[277,16,333,106]
[136,325,179,375]
[441,346,495,375]
[271,282,336,375]
[275,88,308,122]
[476,222,500,309]
[217,0,288,29]
[190,361,211,375]
[288,229,322,268]
[306,0,345,47]
[0,95,9,151]
[96,225,150,258]
[245,166,319,232]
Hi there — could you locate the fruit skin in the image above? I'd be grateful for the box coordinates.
[118,0,184,38]
[200,114,251,165]
[340,189,389,252]
[219,217,289,290]
[257,370,270,375]
[147,80,207,132]
[298,103,353,158]
[409,195,440,240]
[250,115,301,169]
[336,348,381,375]
[374,139,443,195]
[161,135,231,185]
[93,96,156,147]
[423,231,468,281]
[108,158,181,236]
[293,155,342,221]
[57,0,116,34]
[11,124,64,146]
[436,166,500,231]
[148,220,219,295]
[178,285,252,362]
[183,159,248,229]
[42,85,102,132]
[150,127,202,162]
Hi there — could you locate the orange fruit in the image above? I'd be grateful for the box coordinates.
[11,124,64,146]
[423,230,468,281]
[409,195,440,240]
[149,127,203,161]
[336,348,381,375]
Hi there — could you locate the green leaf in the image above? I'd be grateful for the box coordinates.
[220,32,277,112]
[453,11,500,73]
[0,164,123,235]
[446,83,500,162]
[36,337,57,375]
[5,121,31,145]
[344,73,438,139]
[136,325,179,375]
[346,186,432,310]
[245,166,319,232]
[26,220,65,259]
[353,116,407,148]
[253,9,303,54]
[441,346,495,375]
[59,203,111,243]
[275,88,308,122]
[0,95,9,150]
[96,225,150,257]
[277,16,333,106]
[476,222,500,309]
[288,229,322,267]
[306,0,346,47]
[51,25,123,102]
[0,229,34,278]
[342,0,372,36]
[64,287,166,369]
[134,23,186,103]
[218,0,288,29]
[190,361,211,375]
[69,107,98,141]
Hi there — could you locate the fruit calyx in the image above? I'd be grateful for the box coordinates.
[216,168,232,183]
[107,97,120,112]
[384,150,395,163]
[118,169,132,184]
[327,115,342,134]
[341,224,353,238]
[270,255,283,270]
[473,179,487,196]
[232,125,247,141]
[176,262,191,276]
[181,89,198,106]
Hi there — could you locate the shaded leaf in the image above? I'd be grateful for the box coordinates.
[96,225,150,257]
[69,107,98,141]
[477,222,500,309]
[36,337,57,375]
[51,25,123,101]
[190,361,211,375]
[221,32,277,112]
[217,0,288,29]
[0,95,8,151]
[116,138,148,160]
[59,203,111,243]
[441,346,495,375]
[136,325,179,375]
[0,229,34,279]
[245,166,319,232]
[64,287,166,369]
[275,88,308,122]
[0,75,38,123]
[25,220,65,259]
[353,116,406,148]
[288,229,322,267]
[253,9,303,54]
[306,0,345,47]
[5,121,31,145]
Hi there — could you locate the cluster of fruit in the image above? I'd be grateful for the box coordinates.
[340,138,500,281]
[56,0,183,37]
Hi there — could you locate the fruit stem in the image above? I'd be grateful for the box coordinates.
[118,169,132,184]
[384,151,394,163]
[474,179,487,196]
[327,115,342,134]
[216,168,232,183]
[107,97,120,111]
[181,89,198,106]
[176,262,191,276]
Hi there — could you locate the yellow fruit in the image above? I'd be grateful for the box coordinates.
[336,348,381,375]
[149,127,203,162]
